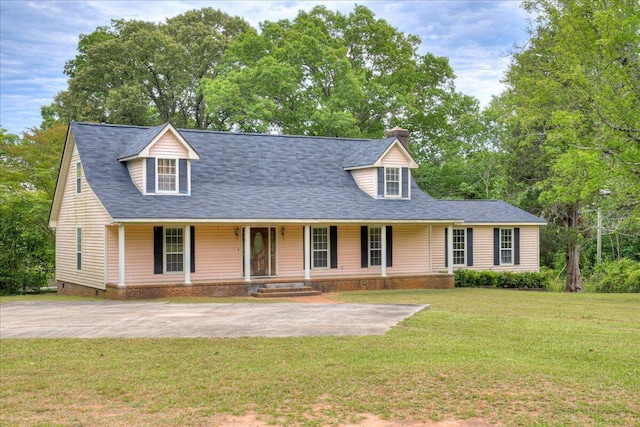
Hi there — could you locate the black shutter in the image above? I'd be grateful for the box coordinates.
[303,226,306,269]
[361,226,368,268]
[190,226,195,273]
[467,228,473,267]
[386,226,393,267]
[493,228,500,265]
[154,226,163,274]
[401,168,409,198]
[514,227,520,265]
[330,226,338,269]
[445,227,449,268]
[146,158,156,193]
[179,159,188,194]
[377,168,384,197]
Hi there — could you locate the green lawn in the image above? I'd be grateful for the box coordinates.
[1,289,639,426]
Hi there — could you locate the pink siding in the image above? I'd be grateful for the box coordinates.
[126,158,144,192]
[282,225,432,279]
[380,145,409,167]
[106,226,119,284]
[277,226,304,278]
[56,148,111,289]
[431,225,541,273]
[149,133,187,157]
[350,168,376,198]
[191,225,242,282]
[105,222,539,287]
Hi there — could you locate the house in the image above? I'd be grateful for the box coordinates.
[49,122,546,299]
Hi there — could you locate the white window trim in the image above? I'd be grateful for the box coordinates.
[76,227,82,271]
[368,226,382,267]
[500,228,514,265]
[311,227,330,270]
[453,228,466,267]
[384,166,401,198]
[75,162,82,195]
[156,157,179,194]
[164,227,184,273]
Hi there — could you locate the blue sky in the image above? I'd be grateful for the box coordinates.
[0,1,532,135]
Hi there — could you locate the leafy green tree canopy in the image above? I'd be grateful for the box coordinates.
[500,0,640,291]
[202,5,475,141]
[54,8,253,129]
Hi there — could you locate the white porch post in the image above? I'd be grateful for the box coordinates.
[304,225,311,280]
[184,225,192,285]
[381,225,387,277]
[429,225,433,274]
[118,224,125,287]
[244,226,251,282]
[447,225,454,275]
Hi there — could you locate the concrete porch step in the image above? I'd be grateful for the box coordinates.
[252,284,321,298]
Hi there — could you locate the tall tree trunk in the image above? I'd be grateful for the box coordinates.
[564,204,583,292]
[565,239,582,292]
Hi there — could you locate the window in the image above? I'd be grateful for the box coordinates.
[157,158,177,192]
[76,227,82,270]
[500,228,513,264]
[312,227,329,268]
[385,167,400,196]
[76,162,82,194]
[453,228,466,266]
[369,227,382,266]
[165,228,184,272]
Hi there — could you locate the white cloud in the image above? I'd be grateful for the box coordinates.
[0,0,532,134]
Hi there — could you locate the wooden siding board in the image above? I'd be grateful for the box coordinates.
[148,134,188,157]
[351,168,376,198]
[126,158,144,192]
[56,151,111,289]
[431,225,540,273]
[380,145,409,167]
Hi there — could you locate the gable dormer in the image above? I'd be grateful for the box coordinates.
[118,123,199,195]
[343,128,418,200]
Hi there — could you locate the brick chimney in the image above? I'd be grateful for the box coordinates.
[385,126,410,151]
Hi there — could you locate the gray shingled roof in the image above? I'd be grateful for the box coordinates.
[70,122,545,224]
[117,123,168,160]
[342,137,396,169]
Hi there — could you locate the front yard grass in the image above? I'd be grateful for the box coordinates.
[1,289,639,426]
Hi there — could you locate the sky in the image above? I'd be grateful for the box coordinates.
[0,0,533,136]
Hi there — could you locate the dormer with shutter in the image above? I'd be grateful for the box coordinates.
[343,127,418,199]
[117,123,199,195]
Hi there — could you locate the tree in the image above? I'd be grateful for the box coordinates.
[202,5,477,146]
[0,124,67,293]
[54,8,253,129]
[500,0,640,291]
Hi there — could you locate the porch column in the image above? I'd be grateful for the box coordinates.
[244,226,251,282]
[381,225,387,277]
[429,225,433,274]
[184,225,192,285]
[447,225,454,274]
[118,224,125,287]
[304,225,311,280]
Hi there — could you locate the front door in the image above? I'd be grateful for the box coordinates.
[250,228,268,276]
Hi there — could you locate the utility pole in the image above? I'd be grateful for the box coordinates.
[597,189,611,263]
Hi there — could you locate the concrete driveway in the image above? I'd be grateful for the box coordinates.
[0,301,428,338]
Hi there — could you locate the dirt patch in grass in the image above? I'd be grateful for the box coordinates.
[207,412,493,426]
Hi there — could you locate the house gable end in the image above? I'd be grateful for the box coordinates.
[118,123,200,162]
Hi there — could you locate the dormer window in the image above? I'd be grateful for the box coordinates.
[145,157,189,195]
[157,158,177,192]
[385,167,400,197]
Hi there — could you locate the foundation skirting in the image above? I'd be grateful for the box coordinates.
[57,274,453,300]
